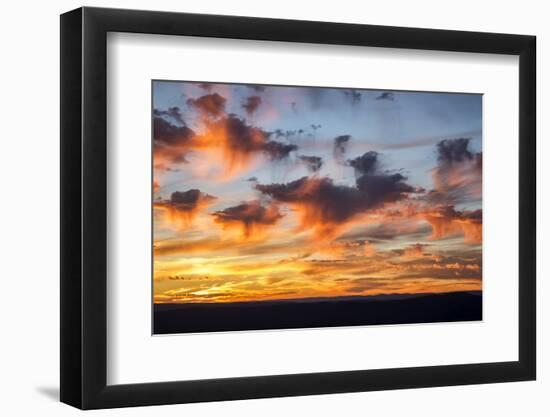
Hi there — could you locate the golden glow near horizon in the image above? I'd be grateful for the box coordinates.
[153,81,482,304]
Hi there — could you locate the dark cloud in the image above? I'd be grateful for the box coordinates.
[474,152,482,170]
[343,89,361,105]
[269,129,304,140]
[256,172,415,234]
[355,173,416,206]
[153,107,196,174]
[263,141,298,160]
[333,135,351,161]
[429,138,482,204]
[436,138,474,163]
[376,92,395,101]
[154,189,217,226]
[153,107,185,124]
[255,147,419,236]
[217,115,294,159]
[272,129,300,140]
[347,151,379,176]
[187,93,227,118]
[153,115,194,147]
[298,155,323,173]
[256,176,367,224]
[271,129,285,138]
[163,189,216,211]
[212,201,283,237]
[153,112,196,169]
[465,209,482,223]
[217,115,266,152]
[242,96,262,116]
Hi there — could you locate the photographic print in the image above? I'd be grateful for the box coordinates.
[152,80,482,334]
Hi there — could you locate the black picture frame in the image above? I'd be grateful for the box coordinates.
[60,6,536,410]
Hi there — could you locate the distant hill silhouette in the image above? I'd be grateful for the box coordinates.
[153,291,482,334]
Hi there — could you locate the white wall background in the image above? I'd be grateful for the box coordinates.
[0,0,545,415]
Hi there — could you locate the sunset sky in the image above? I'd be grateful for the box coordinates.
[153,81,482,304]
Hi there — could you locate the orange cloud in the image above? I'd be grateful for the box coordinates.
[356,202,482,245]
[155,102,297,181]
[420,206,482,244]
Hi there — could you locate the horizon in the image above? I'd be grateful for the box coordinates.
[155,289,482,305]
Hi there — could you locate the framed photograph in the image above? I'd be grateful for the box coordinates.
[60,6,536,409]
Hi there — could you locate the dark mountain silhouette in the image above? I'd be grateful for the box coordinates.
[153,291,482,334]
